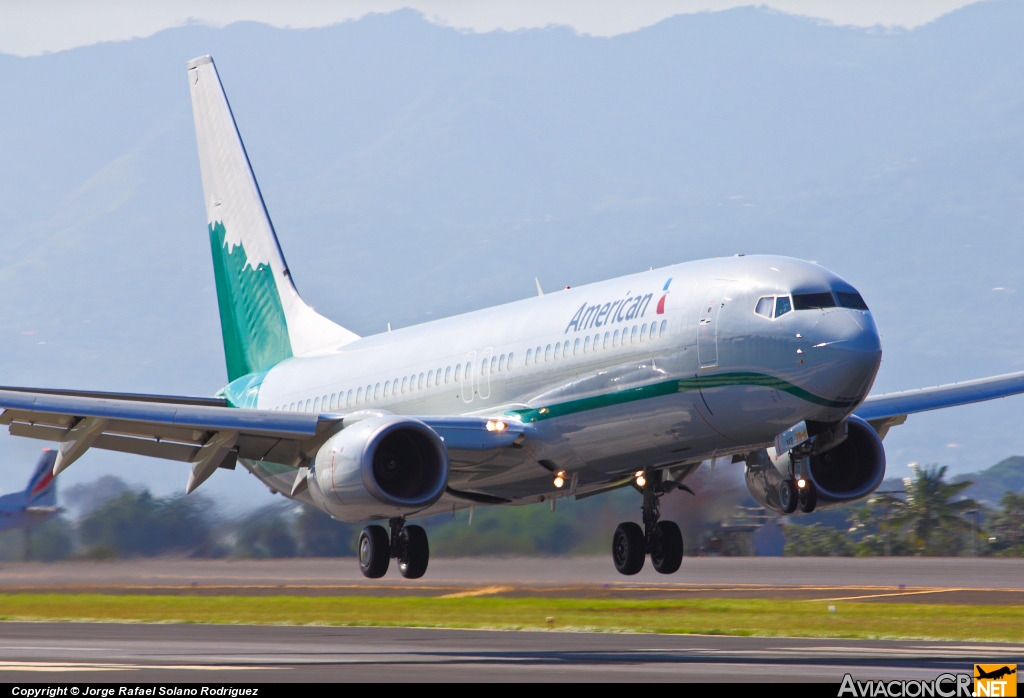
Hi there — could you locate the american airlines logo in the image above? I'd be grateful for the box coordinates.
[564,278,672,334]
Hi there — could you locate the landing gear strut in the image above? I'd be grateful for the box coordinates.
[777,451,817,514]
[358,517,430,579]
[612,469,684,576]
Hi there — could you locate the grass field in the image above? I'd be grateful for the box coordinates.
[0,594,1021,642]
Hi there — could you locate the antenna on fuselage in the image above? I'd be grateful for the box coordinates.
[534,278,544,297]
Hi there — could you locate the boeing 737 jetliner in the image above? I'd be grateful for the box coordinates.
[1,56,1023,578]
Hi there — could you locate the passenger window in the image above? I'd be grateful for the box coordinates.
[401,377,408,393]
[640,324,648,341]
[774,296,792,317]
[314,397,321,412]
[383,381,390,398]
[554,342,561,358]
[604,332,610,349]
[499,354,506,371]
[454,364,462,382]
[574,338,580,355]
[507,352,513,370]
[427,370,434,387]
[445,366,451,383]
[660,320,667,336]
[491,356,497,373]
[545,344,551,361]
[374,383,381,400]
[584,336,591,353]
[613,329,620,346]
[535,347,542,363]
[631,325,639,343]
[289,402,295,412]
[356,388,363,404]
[755,296,774,318]
[346,390,353,407]
[329,393,336,410]
[418,373,424,389]
[649,321,657,338]
[466,361,473,377]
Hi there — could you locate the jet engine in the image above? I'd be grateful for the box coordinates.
[307,415,449,521]
[745,415,886,514]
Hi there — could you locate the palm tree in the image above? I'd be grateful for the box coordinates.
[875,464,978,555]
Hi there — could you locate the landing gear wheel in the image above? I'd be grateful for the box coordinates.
[778,479,798,514]
[798,480,818,513]
[358,525,390,578]
[612,522,646,575]
[650,521,684,575]
[398,524,429,579]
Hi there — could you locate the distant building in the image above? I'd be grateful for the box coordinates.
[703,506,784,556]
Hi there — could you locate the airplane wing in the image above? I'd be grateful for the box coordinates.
[0,388,527,494]
[855,370,1024,438]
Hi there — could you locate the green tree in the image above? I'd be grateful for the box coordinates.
[783,523,854,556]
[294,505,358,557]
[234,505,297,558]
[987,491,1024,556]
[78,490,217,558]
[876,464,979,556]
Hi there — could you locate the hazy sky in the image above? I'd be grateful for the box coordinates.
[1,0,986,56]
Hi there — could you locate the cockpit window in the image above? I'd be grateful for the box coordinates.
[836,291,869,310]
[793,292,837,310]
[774,296,792,317]
[755,296,774,318]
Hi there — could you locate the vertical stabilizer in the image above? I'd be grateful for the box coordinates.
[25,449,57,507]
[187,56,359,382]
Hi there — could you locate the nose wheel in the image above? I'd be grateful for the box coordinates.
[358,518,430,579]
[611,469,686,576]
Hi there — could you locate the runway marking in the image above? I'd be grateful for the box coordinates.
[0,661,264,672]
[810,588,975,602]
[440,586,515,598]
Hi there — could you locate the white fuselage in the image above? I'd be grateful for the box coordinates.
[235,254,882,516]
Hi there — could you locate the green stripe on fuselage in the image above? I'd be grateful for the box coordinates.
[505,372,854,423]
[209,221,292,382]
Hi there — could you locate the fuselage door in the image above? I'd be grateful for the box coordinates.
[697,284,728,369]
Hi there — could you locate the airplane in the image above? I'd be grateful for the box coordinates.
[2,54,1024,579]
[975,667,1017,681]
[0,449,60,533]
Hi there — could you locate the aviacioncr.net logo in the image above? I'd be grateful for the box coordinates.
[839,673,973,697]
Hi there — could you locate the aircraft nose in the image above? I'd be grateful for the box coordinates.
[804,309,882,405]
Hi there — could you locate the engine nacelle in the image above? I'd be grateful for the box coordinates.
[308,415,449,522]
[746,415,886,514]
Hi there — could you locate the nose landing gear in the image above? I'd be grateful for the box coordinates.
[358,517,430,579]
[612,469,685,576]
[778,451,818,514]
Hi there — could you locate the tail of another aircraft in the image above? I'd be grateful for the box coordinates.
[25,449,58,507]
[186,56,359,383]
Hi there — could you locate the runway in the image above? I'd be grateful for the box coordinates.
[1,557,1022,682]
[0,623,1021,683]
[1,557,1023,604]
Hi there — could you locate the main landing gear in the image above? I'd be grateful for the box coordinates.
[777,452,817,515]
[612,469,685,576]
[358,517,429,579]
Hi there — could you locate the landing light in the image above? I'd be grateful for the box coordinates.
[796,478,807,489]
[486,420,507,432]
[635,470,646,488]
[554,470,566,488]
